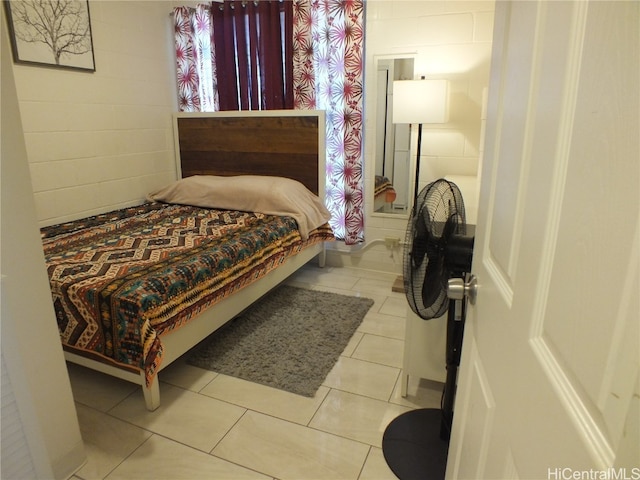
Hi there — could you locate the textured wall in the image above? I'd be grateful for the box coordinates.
[12,1,177,226]
[325,0,494,273]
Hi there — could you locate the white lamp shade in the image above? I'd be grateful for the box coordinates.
[393,79,449,124]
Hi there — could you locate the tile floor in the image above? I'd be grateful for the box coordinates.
[68,264,444,480]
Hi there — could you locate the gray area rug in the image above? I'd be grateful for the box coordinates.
[187,285,375,397]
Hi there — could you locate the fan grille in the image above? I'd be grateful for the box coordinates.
[403,179,466,320]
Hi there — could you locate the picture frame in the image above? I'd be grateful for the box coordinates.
[4,0,95,72]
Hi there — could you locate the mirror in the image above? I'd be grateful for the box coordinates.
[374,56,414,215]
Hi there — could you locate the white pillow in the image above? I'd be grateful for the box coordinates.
[148,175,331,240]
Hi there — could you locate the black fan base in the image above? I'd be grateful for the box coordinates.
[382,408,449,480]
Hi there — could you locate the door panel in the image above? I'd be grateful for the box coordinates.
[447,1,639,478]
[486,0,537,284]
[452,340,496,480]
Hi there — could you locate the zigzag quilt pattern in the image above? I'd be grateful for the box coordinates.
[41,202,333,385]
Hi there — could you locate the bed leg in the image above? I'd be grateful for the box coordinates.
[141,375,161,411]
[400,372,409,398]
[318,244,327,268]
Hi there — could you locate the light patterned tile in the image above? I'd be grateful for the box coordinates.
[66,363,138,412]
[200,373,330,425]
[358,311,405,340]
[352,334,404,368]
[107,435,270,480]
[351,276,399,296]
[379,295,408,317]
[74,404,152,480]
[390,376,444,409]
[336,268,401,288]
[158,356,218,392]
[360,447,398,480]
[109,383,245,452]
[310,390,412,448]
[342,330,364,357]
[213,411,369,480]
[323,356,399,401]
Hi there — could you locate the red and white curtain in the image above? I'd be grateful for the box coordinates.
[173,5,218,112]
[212,1,293,111]
[172,1,365,244]
[293,0,365,244]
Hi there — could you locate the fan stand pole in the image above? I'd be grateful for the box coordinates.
[440,297,465,440]
[381,299,466,480]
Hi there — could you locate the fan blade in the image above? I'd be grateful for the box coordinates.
[411,214,430,269]
[421,248,444,309]
[441,214,458,241]
[439,215,460,284]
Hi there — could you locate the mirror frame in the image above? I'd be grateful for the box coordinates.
[371,52,417,220]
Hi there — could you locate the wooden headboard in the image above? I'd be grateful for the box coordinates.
[173,110,325,196]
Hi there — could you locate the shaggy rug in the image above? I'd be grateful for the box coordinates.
[186,285,375,397]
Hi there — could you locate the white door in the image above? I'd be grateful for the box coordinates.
[447,2,639,479]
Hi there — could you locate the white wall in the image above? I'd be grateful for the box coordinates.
[1,9,86,478]
[325,0,494,273]
[3,2,177,475]
[12,1,177,227]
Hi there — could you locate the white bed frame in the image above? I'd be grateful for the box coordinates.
[64,110,327,410]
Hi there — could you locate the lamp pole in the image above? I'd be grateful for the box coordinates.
[413,122,423,207]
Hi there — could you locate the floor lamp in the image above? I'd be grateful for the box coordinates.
[392,78,450,207]
[384,78,450,480]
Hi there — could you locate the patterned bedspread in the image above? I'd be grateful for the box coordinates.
[374,175,394,197]
[374,175,397,203]
[41,202,334,386]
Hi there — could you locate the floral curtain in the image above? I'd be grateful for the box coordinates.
[173,5,218,112]
[293,0,365,245]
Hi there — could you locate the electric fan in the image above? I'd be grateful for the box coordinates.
[382,179,475,480]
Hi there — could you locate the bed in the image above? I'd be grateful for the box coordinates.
[374,175,397,212]
[42,110,333,411]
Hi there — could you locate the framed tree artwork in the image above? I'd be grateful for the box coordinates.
[4,0,95,72]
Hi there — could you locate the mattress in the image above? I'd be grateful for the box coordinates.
[41,202,334,385]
